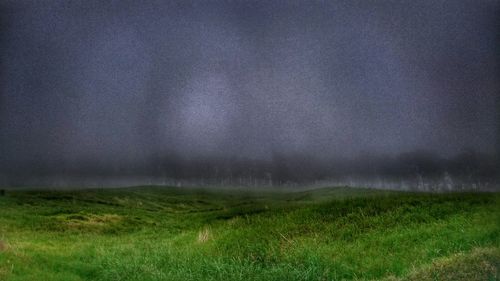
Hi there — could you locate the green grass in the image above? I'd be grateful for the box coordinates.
[0,186,498,281]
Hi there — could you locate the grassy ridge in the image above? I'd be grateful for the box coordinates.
[0,187,498,280]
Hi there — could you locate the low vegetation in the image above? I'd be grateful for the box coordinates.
[0,186,498,280]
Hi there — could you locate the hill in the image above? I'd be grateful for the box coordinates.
[0,186,498,280]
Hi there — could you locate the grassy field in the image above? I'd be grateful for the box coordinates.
[0,186,498,281]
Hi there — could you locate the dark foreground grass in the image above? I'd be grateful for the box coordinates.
[0,186,498,281]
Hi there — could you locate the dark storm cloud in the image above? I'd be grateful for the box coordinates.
[0,0,498,185]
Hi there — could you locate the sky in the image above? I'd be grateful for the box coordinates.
[0,0,499,182]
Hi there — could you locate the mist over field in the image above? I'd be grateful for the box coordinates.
[0,0,499,189]
[1,2,500,281]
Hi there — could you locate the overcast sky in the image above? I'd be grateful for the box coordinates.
[1,0,498,173]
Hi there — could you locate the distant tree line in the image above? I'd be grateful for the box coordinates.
[1,148,499,190]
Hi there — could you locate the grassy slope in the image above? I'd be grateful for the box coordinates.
[0,186,498,281]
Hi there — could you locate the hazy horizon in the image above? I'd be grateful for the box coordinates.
[1,0,499,187]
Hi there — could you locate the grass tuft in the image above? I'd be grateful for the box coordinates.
[198,227,212,243]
